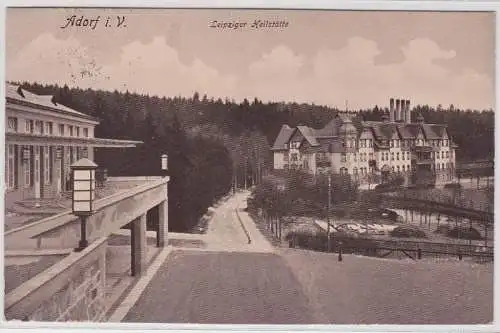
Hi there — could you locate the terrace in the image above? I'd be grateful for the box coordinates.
[5,175,169,321]
[5,177,150,232]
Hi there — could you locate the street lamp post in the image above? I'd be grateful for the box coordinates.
[158,154,168,247]
[277,184,286,241]
[71,158,98,252]
[161,154,168,176]
[327,173,332,253]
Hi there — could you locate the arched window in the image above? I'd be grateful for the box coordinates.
[353,167,358,175]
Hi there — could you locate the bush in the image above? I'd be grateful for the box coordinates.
[444,183,462,190]
[434,224,452,235]
[390,225,427,239]
[285,230,328,251]
[375,175,405,192]
[447,226,483,240]
[285,230,381,253]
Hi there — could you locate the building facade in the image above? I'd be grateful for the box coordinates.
[271,98,457,186]
[5,83,142,204]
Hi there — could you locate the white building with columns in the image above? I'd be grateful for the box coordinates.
[5,82,142,205]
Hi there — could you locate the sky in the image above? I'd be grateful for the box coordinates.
[5,8,496,110]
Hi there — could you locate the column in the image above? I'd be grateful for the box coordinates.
[34,146,41,200]
[157,200,168,247]
[130,214,147,277]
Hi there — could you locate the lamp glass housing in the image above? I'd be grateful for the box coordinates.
[161,154,168,171]
[71,159,97,216]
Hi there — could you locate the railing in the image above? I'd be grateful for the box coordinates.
[95,168,108,188]
[415,158,433,164]
[288,233,493,263]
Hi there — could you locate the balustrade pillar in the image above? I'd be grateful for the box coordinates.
[157,200,168,248]
[131,214,147,276]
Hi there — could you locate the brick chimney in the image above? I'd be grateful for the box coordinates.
[395,99,401,122]
[405,100,411,123]
[389,98,394,122]
[399,98,406,122]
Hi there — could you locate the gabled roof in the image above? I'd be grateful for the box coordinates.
[296,125,319,146]
[315,116,342,137]
[428,124,446,138]
[421,124,441,140]
[271,124,295,150]
[396,124,413,139]
[272,115,452,152]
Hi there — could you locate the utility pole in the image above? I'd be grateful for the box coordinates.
[244,157,248,190]
[327,174,332,252]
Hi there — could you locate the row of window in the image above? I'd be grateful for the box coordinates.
[288,150,453,165]
[435,162,454,170]
[389,138,450,148]
[7,117,89,138]
[381,151,412,162]
[5,144,88,190]
[284,162,455,176]
[354,152,373,162]
[358,139,373,148]
[352,167,374,175]
[434,151,452,159]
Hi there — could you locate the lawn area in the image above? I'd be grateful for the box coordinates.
[281,247,493,324]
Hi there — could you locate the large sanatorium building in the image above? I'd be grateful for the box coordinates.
[5,82,142,204]
[271,98,457,186]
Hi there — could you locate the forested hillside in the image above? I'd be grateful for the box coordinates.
[16,82,494,230]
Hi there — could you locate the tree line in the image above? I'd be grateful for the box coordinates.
[15,81,494,230]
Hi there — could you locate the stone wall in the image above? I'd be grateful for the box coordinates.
[5,238,107,322]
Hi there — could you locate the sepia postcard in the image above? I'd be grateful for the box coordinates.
[1,3,497,331]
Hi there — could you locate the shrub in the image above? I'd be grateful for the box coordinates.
[375,176,405,192]
[285,230,381,254]
[444,183,462,190]
[285,230,328,251]
[447,226,483,240]
[434,224,452,235]
[390,225,427,239]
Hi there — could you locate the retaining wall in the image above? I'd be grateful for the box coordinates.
[5,238,107,322]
